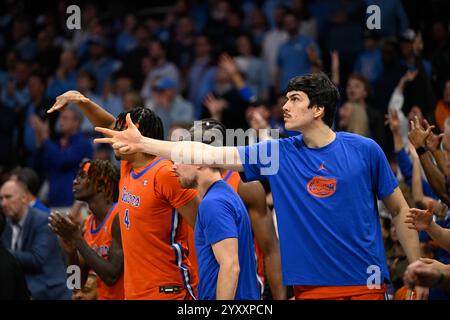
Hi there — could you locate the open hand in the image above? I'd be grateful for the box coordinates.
[47,90,90,113]
[219,53,239,76]
[408,115,434,148]
[405,206,433,231]
[48,211,82,243]
[204,94,227,117]
[94,113,143,154]
[384,109,400,133]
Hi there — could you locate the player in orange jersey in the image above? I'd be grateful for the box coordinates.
[48,91,200,300]
[49,159,124,300]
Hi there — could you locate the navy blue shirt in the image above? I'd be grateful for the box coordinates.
[194,180,260,300]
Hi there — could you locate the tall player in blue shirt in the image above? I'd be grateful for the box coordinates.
[95,73,428,300]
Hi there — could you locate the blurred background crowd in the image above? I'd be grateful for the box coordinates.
[0,0,450,299]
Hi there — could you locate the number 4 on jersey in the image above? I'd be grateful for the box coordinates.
[124,209,130,230]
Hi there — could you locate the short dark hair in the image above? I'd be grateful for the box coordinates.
[115,107,164,140]
[348,73,371,99]
[182,119,226,173]
[29,71,47,85]
[286,72,340,127]
[77,69,97,89]
[11,167,40,197]
[187,118,226,146]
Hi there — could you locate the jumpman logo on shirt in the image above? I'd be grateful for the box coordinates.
[317,162,327,172]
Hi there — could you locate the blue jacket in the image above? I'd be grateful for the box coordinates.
[1,208,70,300]
[32,199,50,215]
[37,132,93,207]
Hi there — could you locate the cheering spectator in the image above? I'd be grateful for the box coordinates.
[33,30,62,77]
[338,73,385,148]
[202,54,253,130]
[186,35,216,119]
[168,16,197,74]
[248,7,268,50]
[354,30,383,87]
[147,77,194,137]
[1,60,30,110]
[46,50,78,101]
[140,40,180,101]
[115,14,138,56]
[81,36,122,96]
[262,5,288,89]
[121,23,152,90]
[10,18,37,62]
[31,105,93,211]
[122,91,143,112]
[276,11,322,93]
[22,73,57,167]
[235,35,269,101]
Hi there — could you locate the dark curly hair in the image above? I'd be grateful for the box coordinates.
[79,159,119,203]
[286,72,340,127]
[114,107,164,140]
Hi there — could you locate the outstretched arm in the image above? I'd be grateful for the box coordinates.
[95,113,243,171]
[238,180,286,300]
[47,90,116,129]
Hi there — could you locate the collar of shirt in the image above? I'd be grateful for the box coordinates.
[13,208,29,229]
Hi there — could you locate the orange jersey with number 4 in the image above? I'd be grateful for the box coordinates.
[118,157,198,300]
[83,204,125,300]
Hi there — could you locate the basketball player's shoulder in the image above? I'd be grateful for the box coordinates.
[153,158,176,180]
[338,131,380,150]
[200,183,235,213]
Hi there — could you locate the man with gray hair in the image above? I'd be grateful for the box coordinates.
[30,105,93,211]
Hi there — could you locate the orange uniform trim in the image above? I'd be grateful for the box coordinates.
[294,284,387,300]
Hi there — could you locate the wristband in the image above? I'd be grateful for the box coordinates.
[415,146,428,156]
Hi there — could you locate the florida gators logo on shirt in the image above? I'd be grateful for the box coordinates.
[307,176,337,198]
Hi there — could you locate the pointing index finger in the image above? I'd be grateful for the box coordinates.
[95,126,116,137]
[94,137,115,145]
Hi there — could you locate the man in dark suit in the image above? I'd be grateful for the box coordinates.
[0,207,30,299]
[0,179,70,299]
